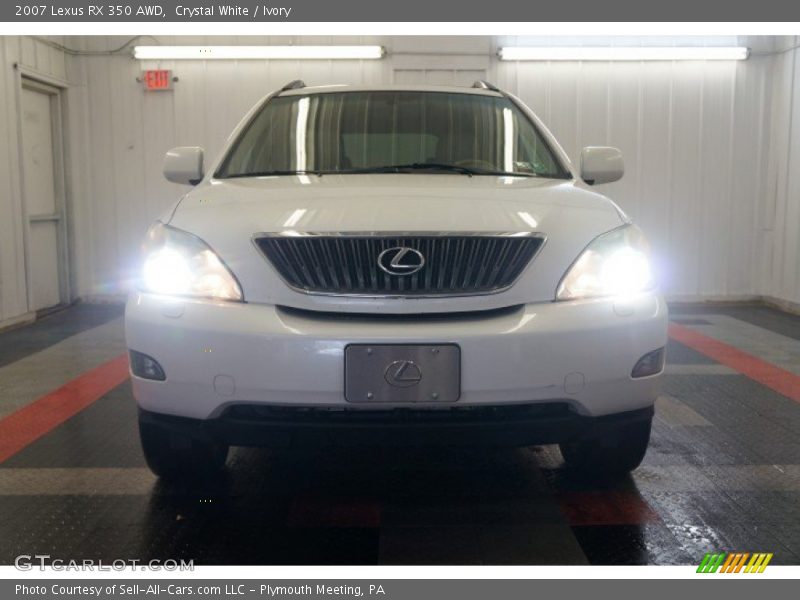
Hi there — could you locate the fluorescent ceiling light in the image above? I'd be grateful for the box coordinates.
[498,46,749,61]
[133,46,385,60]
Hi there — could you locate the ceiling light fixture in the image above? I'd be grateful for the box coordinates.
[498,46,749,61]
[133,45,386,60]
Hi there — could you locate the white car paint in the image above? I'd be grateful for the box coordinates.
[125,84,668,428]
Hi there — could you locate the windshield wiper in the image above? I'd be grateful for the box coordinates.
[336,163,540,177]
[221,165,474,178]
[334,163,483,176]
[332,163,476,175]
[222,164,544,179]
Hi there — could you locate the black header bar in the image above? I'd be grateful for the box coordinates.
[3,0,800,22]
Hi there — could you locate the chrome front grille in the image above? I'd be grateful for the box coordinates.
[254,233,545,296]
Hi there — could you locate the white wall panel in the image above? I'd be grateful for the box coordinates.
[666,62,705,297]
[637,61,672,289]
[0,39,27,325]
[764,37,800,307]
[63,41,94,311]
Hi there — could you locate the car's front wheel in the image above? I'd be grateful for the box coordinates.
[139,418,229,479]
[559,416,652,479]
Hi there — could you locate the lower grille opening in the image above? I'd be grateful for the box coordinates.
[221,403,574,425]
[276,303,523,322]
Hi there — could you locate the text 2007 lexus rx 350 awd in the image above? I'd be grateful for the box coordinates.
[125,81,668,480]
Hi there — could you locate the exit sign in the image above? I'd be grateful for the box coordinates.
[141,70,173,91]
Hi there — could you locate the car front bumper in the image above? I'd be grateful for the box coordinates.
[125,291,668,423]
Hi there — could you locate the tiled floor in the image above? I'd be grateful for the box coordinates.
[0,301,799,565]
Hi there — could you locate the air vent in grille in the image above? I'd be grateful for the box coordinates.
[254,234,544,296]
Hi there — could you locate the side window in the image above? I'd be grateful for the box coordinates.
[514,110,561,176]
[221,97,296,174]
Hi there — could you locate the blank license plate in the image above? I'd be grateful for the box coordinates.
[344,344,460,403]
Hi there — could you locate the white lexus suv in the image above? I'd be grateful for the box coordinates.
[125,81,668,480]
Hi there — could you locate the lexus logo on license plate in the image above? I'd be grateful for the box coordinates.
[384,360,423,387]
[378,246,425,276]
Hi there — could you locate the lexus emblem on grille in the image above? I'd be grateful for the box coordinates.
[377,246,426,276]
[384,360,423,388]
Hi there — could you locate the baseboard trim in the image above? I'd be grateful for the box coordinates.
[81,294,127,305]
[0,311,36,333]
[665,294,763,304]
[666,294,800,316]
[761,295,800,316]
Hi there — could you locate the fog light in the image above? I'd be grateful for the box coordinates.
[632,347,665,378]
[130,350,166,381]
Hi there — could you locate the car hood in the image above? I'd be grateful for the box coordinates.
[168,174,626,313]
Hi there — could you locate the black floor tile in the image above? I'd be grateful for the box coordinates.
[0,302,123,368]
[669,303,800,342]
[0,382,144,469]
[665,339,717,365]
[571,524,693,565]
[477,523,587,565]
[640,490,748,528]
[670,318,713,326]
[379,526,482,565]
[666,375,800,462]
[723,490,800,524]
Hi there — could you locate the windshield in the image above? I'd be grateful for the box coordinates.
[216,91,570,179]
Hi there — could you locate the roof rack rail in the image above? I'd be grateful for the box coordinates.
[279,80,306,92]
[472,80,500,91]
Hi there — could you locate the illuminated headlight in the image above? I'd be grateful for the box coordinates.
[556,225,655,301]
[140,222,243,301]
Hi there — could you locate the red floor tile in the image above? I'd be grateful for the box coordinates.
[669,323,800,403]
[558,491,661,526]
[0,354,129,464]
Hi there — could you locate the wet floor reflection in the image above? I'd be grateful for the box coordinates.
[128,446,668,565]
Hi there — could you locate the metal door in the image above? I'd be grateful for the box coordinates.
[20,79,68,312]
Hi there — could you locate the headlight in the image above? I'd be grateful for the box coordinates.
[556,224,654,301]
[140,223,243,301]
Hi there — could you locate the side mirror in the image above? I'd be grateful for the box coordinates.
[580,146,624,185]
[163,146,204,185]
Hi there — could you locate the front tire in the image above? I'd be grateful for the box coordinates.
[559,416,652,479]
[139,418,229,480]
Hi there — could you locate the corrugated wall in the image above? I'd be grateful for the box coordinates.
[761,37,800,308]
[1,35,796,326]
